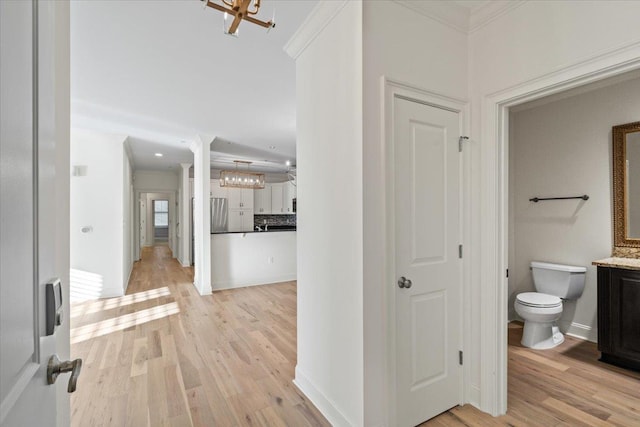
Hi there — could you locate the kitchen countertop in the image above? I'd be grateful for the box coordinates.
[592,257,640,271]
[212,228,296,235]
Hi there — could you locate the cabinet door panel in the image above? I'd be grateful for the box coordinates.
[611,270,640,361]
[228,210,243,232]
[242,188,254,209]
[271,184,284,214]
[228,188,242,209]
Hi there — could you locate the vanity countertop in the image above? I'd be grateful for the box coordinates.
[592,257,640,271]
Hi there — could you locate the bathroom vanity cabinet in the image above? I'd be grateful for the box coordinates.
[597,266,640,371]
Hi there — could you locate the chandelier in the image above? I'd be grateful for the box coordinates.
[201,0,275,36]
[219,161,265,189]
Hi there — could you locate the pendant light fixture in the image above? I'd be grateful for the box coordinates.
[201,0,275,36]
[219,160,265,189]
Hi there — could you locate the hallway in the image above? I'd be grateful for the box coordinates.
[70,246,329,426]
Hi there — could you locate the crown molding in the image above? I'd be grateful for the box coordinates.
[394,0,469,34]
[283,0,349,60]
[468,0,526,33]
[394,0,526,35]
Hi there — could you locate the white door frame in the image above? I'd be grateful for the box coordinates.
[383,77,470,425]
[481,49,640,416]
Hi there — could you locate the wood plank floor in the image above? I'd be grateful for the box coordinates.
[427,323,640,426]
[71,245,640,426]
[70,245,329,427]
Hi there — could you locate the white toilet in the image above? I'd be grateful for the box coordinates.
[514,261,586,350]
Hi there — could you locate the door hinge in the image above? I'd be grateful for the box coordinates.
[458,244,463,259]
[506,269,509,278]
[459,136,469,152]
[459,350,463,365]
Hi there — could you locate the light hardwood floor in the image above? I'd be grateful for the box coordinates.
[71,245,640,426]
[70,245,329,426]
[427,323,640,426]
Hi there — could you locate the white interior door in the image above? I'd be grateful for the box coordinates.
[393,96,462,426]
[1,1,73,425]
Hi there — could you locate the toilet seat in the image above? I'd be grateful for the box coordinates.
[516,292,562,308]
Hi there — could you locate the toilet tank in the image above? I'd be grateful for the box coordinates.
[530,261,587,300]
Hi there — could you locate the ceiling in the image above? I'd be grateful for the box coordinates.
[71,0,317,171]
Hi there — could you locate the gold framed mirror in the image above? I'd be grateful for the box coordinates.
[613,121,640,253]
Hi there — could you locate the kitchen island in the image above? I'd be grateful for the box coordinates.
[211,229,296,290]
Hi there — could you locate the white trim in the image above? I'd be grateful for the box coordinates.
[394,0,468,34]
[468,1,526,34]
[293,366,353,427]
[283,0,349,60]
[392,0,525,35]
[383,77,470,426]
[560,321,597,343]
[482,41,640,416]
[212,275,297,291]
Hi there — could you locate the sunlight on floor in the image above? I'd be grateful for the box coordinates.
[70,268,104,302]
[70,302,180,344]
[70,286,172,318]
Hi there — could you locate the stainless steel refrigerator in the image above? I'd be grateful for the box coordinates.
[191,197,229,265]
[210,197,228,233]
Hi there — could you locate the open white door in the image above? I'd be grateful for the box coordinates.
[1,1,74,426]
[393,96,462,426]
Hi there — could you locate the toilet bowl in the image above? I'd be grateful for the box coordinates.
[515,292,564,349]
[514,262,586,350]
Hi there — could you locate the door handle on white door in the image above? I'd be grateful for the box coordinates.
[397,276,412,289]
[47,355,82,393]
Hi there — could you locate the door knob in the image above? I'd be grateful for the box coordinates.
[397,276,412,289]
[47,354,82,393]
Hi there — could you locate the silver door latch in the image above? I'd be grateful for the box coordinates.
[47,355,82,393]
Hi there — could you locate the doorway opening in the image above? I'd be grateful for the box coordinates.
[497,69,640,423]
[153,199,169,244]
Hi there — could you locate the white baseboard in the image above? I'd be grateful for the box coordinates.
[466,384,481,407]
[560,320,597,343]
[293,366,353,427]
[212,274,297,291]
[179,260,191,268]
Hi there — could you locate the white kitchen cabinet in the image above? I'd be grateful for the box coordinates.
[228,188,254,210]
[210,178,227,199]
[228,210,254,232]
[271,183,284,214]
[254,185,272,214]
[284,181,296,214]
[270,182,296,214]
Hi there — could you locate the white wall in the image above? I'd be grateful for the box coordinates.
[469,0,640,415]
[508,77,640,342]
[70,129,128,299]
[134,169,179,191]
[123,143,134,290]
[362,2,468,424]
[211,232,296,290]
[291,2,364,425]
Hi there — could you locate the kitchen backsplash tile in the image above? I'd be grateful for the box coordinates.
[254,214,296,227]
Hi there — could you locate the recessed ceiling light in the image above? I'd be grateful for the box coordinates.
[269,145,276,150]
[155,153,163,157]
